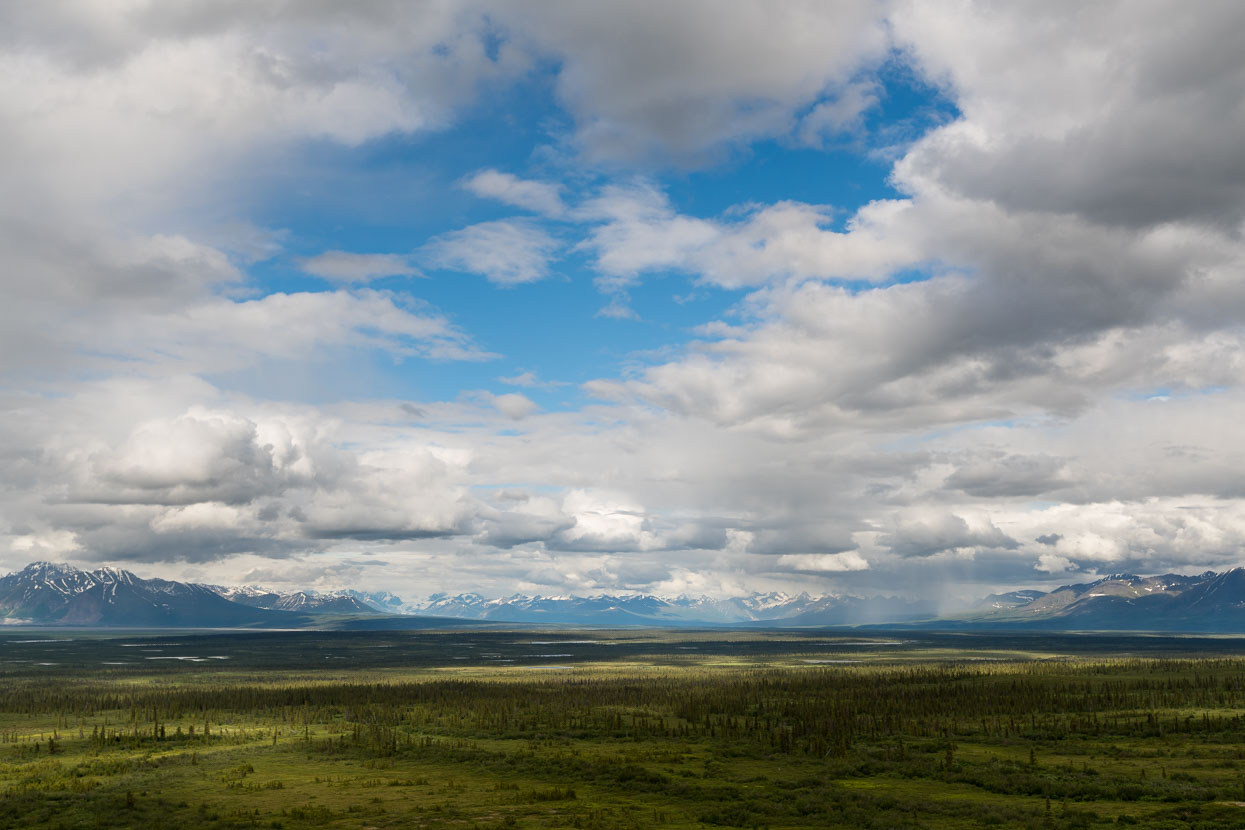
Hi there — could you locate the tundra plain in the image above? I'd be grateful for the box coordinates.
[4,630,1245,829]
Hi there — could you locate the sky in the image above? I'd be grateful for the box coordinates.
[2,1,1244,605]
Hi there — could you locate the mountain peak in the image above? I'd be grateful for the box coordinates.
[93,566,138,584]
[19,561,82,577]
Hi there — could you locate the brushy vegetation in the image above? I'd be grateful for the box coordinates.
[5,630,1245,828]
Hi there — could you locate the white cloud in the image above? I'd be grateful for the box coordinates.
[0,2,526,222]
[777,552,869,572]
[4,2,1245,605]
[553,490,660,552]
[299,251,420,283]
[85,411,286,506]
[424,219,561,285]
[596,298,639,320]
[1035,553,1073,574]
[120,289,494,370]
[796,79,881,147]
[461,169,566,217]
[498,371,566,389]
[580,184,924,290]
[150,503,247,534]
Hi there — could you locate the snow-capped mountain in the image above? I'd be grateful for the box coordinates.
[0,562,297,627]
[974,590,1048,611]
[0,563,461,627]
[954,570,1245,631]
[345,590,407,614]
[408,591,936,626]
[208,585,383,615]
[9,560,1245,630]
[413,593,677,624]
[0,562,936,628]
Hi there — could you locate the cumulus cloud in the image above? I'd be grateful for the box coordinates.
[551,490,660,552]
[83,411,289,506]
[423,220,561,285]
[889,0,1245,230]
[884,513,1019,559]
[0,1,526,220]
[582,207,1243,440]
[1035,553,1073,574]
[476,492,575,550]
[3,2,1245,606]
[1,398,494,565]
[489,0,888,163]
[579,184,923,290]
[776,552,870,573]
[461,169,566,217]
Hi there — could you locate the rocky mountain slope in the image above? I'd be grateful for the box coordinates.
[208,585,383,615]
[0,563,471,628]
[0,562,301,627]
[947,570,1245,631]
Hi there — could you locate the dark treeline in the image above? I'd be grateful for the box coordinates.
[8,658,1245,757]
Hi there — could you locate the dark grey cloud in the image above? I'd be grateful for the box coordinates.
[884,513,1019,559]
[897,2,1245,230]
[475,512,576,549]
[51,513,311,565]
[490,0,887,164]
[305,527,461,542]
[946,453,1068,498]
[746,522,860,558]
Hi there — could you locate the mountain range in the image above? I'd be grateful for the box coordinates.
[4,561,1245,630]
[412,591,939,626]
[942,570,1245,631]
[0,562,306,627]
[209,584,394,616]
[0,563,452,628]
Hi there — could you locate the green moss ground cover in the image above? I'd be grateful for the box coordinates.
[4,630,1245,828]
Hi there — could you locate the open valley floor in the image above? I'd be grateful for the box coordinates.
[4,630,1245,828]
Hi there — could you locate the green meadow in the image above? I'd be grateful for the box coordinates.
[4,630,1245,828]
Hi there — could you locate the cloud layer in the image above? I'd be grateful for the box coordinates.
[2,2,1243,603]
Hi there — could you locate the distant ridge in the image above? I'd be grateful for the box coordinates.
[5,562,1245,630]
[209,584,386,616]
[937,569,1245,632]
[0,562,467,629]
[408,590,937,626]
[0,562,937,628]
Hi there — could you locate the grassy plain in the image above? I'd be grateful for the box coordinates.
[4,629,1245,828]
